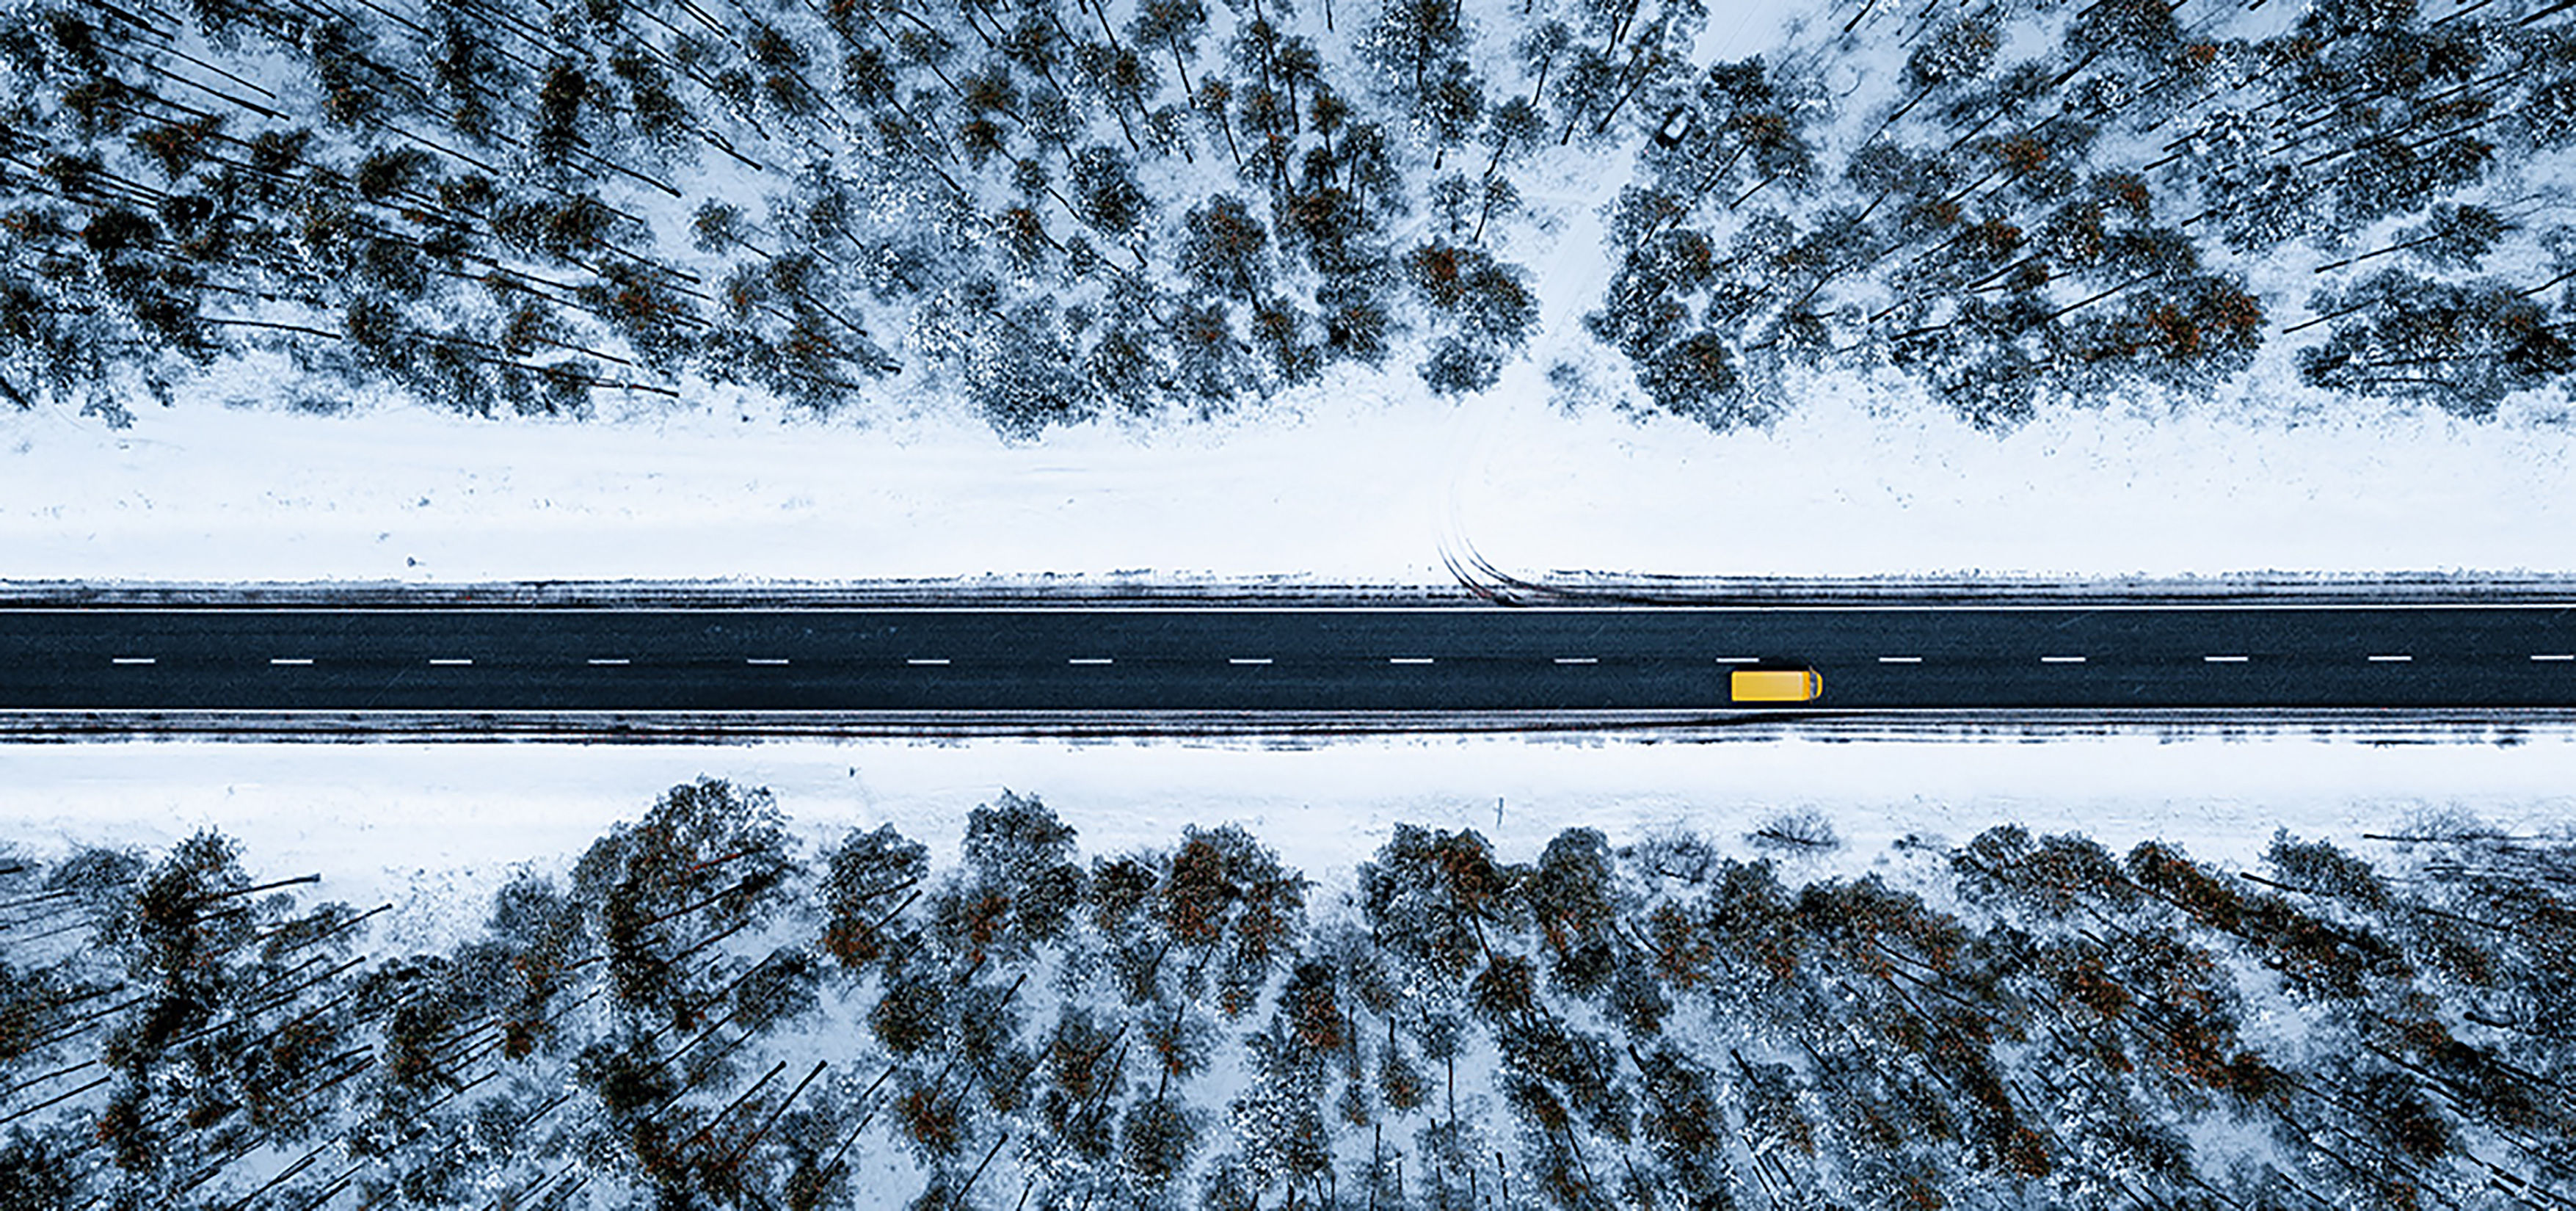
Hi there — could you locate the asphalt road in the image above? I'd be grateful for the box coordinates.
[4,606,2576,712]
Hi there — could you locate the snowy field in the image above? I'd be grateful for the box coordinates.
[4,341,2572,589]
[7,730,2573,948]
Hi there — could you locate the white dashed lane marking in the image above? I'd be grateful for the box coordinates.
[2203,655,2249,663]
[111,657,155,665]
[905,658,949,666]
[1389,658,1435,665]
[269,658,313,666]
[2040,655,2086,663]
[1554,657,1598,665]
[1877,656,1921,664]
[1068,658,1114,666]
[2533,654,2573,662]
[1712,656,1761,664]
[429,658,473,666]
[746,658,790,666]
[587,658,630,666]
[2368,655,2413,663]
[1228,658,1273,666]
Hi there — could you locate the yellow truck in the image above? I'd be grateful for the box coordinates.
[1731,668,1823,703]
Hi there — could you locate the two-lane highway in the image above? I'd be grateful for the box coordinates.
[4,606,2575,711]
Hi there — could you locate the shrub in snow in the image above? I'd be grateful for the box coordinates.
[1744,810,1840,855]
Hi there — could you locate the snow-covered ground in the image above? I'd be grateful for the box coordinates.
[4,352,2570,588]
[2,0,2571,589]
[5,0,2575,955]
[7,731,2571,949]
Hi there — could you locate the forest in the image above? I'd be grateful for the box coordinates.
[1587,0,2576,427]
[0,0,1550,433]
[4,779,2574,1210]
[2,0,2571,435]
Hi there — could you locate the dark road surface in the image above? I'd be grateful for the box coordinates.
[5,606,2576,712]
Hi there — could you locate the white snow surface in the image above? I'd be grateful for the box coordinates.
[4,347,2573,586]
[6,732,2571,949]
